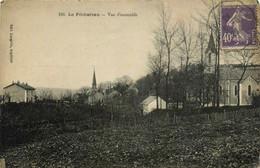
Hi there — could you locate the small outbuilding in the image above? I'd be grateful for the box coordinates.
[140,96,166,114]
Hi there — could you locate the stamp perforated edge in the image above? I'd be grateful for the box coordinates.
[220,5,258,51]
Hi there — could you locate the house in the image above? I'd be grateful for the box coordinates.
[219,64,260,106]
[140,96,166,114]
[107,90,121,99]
[3,81,35,103]
[86,69,104,105]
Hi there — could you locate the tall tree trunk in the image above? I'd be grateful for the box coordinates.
[237,66,247,106]
[216,29,220,107]
[156,84,159,109]
[165,48,171,109]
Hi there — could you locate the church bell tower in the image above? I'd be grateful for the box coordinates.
[92,69,97,89]
[205,31,217,73]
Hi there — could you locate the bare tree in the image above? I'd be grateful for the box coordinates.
[196,24,207,106]
[154,3,179,108]
[194,0,222,107]
[38,88,54,100]
[177,21,198,108]
[78,86,90,95]
[148,36,166,109]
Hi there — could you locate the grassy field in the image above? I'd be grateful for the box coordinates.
[1,115,260,168]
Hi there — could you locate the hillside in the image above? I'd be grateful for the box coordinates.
[1,117,260,167]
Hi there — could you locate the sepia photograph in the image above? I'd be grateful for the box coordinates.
[0,0,260,167]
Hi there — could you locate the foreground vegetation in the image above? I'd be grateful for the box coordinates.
[1,115,260,167]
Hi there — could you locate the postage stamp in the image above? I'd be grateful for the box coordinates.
[221,6,257,49]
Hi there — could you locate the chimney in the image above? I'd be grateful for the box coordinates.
[17,80,20,84]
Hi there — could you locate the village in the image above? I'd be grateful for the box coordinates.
[1,35,260,113]
[0,0,260,167]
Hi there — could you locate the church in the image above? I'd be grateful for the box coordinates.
[204,32,260,106]
[86,69,104,105]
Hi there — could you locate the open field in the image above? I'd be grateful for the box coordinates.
[1,116,260,168]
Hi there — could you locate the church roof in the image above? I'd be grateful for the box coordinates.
[205,31,216,54]
[219,64,260,82]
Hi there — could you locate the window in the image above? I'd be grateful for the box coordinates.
[208,53,211,64]
[219,85,223,96]
[248,85,251,96]
[234,85,238,96]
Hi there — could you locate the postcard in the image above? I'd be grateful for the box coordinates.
[0,0,259,167]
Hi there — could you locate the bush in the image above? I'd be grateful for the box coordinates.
[252,95,260,107]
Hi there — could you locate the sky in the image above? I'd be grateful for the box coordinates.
[0,0,259,92]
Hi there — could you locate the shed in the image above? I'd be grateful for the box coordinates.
[140,96,166,114]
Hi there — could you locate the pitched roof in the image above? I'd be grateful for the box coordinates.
[107,90,121,98]
[219,64,260,82]
[4,82,35,90]
[205,31,216,54]
[141,96,165,105]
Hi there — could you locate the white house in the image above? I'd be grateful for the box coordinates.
[3,81,35,103]
[140,96,166,114]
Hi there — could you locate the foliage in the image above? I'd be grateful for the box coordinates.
[1,114,260,167]
[252,95,260,107]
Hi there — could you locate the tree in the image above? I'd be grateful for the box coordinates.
[154,3,179,108]
[98,81,113,92]
[38,88,54,100]
[75,86,90,103]
[195,0,222,107]
[113,75,132,96]
[148,36,166,109]
[177,21,198,108]
[135,75,154,102]
[196,24,207,106]
[125,85,139,108]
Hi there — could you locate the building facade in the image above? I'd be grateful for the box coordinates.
[140,96,166,114]
[204,33,260,106]
[219,65,260,106]
[3,81,35,103]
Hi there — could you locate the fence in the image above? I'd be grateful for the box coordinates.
[172,108,260,125]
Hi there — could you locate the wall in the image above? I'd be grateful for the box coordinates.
[204,51,216,73]
[26,89,35,102]
[219,79,238,106]
[147,97,166,113]
[219,76,259,106]
[241,76,258,105]
[4,85,25,102]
